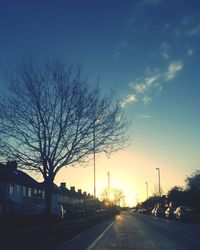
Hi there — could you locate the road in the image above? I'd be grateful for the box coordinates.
[56,211,200,250]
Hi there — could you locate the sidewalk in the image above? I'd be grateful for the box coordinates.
[0,211,119,250]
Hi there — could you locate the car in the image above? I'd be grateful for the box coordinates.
[155,207,165,217]
[151,207,157,216]
[165,207,176,219]
[144,208,153,215]
[174,206,194,221]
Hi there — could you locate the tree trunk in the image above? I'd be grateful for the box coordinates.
[44,176,55,216]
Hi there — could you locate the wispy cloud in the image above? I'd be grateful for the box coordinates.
[187,24,200,36]
[142,96,152,105]
[174,29,181,36]
[126,17,136,27]
[145,74,160,86]
[139,115,152,119]
[161,42,170,60]
[154,83,163,92]
[187,49,194,56]
[113,40,128,59]
[120,94,137,108]
[161,52,169,60]
[113,51,121,59]
[134,83,147,93]
[130,74,160,94]
[123,72,160,108]
[121,60,183,108]
[165,61,183,81]
[173,16,200,37]
[162,42,170,50]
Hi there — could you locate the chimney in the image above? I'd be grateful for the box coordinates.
[60,182,66,189]
[78,189,82,194]
[70,186,75,192]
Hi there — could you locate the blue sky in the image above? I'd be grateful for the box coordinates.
[1,0,200,204]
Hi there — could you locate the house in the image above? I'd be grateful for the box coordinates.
[0,161,101,215]
[0,161,45,214]
[59,183,84,211]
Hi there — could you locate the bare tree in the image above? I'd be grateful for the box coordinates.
[112,188,126,206]
[100,188,125,207]
[0,58,129,214]
[100,188,109,202]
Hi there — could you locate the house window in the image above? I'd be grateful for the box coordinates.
[42,191,45,199]
[38,190,42,198]
[34,189,37,196]
[9,184,14,195]
[23,186,26,196]
[28,188,32,197]
[16,185,21,195]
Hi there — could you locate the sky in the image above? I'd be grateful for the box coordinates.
[0,0,200,206]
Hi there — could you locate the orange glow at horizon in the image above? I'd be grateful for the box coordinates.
[53,148,186,207]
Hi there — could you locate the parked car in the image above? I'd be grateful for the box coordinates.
[144,208,153,215]
[165,207,176,219]
[174,206,194,221]
[137,208,143,213]
[155,207,165,217]
[151,207,157,216]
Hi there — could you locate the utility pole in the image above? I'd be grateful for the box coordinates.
[136,193,139,205]
[107,171,111,200]
[93,120,96,198]
[156,168,161,196]
[145,181,148,199]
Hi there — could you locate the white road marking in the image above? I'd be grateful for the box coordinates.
[86,218,117,250]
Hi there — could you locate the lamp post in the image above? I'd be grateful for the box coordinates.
[145,181,148,199]
[136,193,139,205]
[107,171,111,200]
[93,117,100,198]
[156,168,161,196]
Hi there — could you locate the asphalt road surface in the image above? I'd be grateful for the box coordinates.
[56,211,200,250]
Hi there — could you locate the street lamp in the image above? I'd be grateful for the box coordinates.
[93,117,100,198]
[145,181,148,199]
[156,168,161,196]
[107,171,111,200]
[136,193,139,205]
